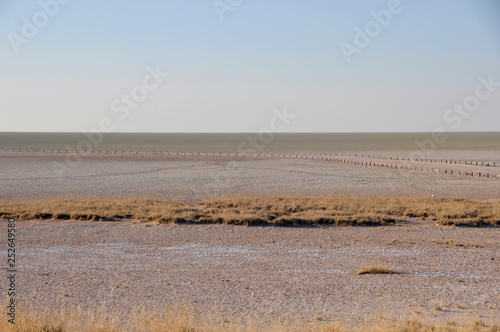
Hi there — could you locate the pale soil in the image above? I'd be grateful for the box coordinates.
[1,152,500,202]
[1,219,499,326]
[1,152,500,327]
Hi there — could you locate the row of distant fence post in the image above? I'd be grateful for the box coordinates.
[1,148,497,179]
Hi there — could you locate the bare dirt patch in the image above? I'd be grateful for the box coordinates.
[2,219,499,328]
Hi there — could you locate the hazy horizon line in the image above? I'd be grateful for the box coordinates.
[1,131,500,135]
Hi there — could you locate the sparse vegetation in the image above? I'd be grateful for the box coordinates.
[355,265,395,275]
[1,196,499,226]
[1,302,498,332]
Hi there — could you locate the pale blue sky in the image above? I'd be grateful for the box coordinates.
[1,0,499,132]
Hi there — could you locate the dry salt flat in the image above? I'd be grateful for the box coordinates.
[2,219,499,326]
[1,150,499,328]
[1,151,500,202]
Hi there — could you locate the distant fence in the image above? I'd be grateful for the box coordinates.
[1,148,497,179]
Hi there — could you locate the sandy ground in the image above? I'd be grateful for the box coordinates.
[1,152,500,202]
[1,151,500,327]
[1,219,499,326]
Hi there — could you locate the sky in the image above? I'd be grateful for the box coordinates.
[1,0,499,133]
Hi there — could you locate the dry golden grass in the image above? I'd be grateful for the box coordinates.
[1,196,499,226]
[1,302,499,332]
[355,265,395,275]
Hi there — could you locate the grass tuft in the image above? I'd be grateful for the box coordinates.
[355,265,395,275]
